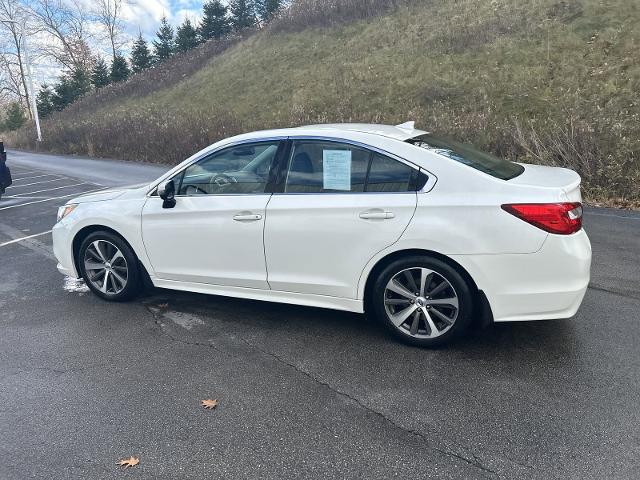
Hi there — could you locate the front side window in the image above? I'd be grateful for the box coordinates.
[407,134,524,180]
[178,141,280,195]
[284,141,421,194]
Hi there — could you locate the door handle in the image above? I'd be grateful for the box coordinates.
[233,213,263,222]
[359,211,395,220]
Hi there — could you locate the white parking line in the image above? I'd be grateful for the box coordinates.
[10,173,60,181]
[0,187,107,211]
[0,230,52,247]
[6,176,67,188]
[7,182,92,198]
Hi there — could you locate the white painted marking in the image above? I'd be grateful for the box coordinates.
[10,173,57,181]
[9,182,91,197]
[63,276,89,293]
[0,187,108,211]
[6,176,66,188]
[0,230,52,247]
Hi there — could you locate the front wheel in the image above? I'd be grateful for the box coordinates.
[371,256,474,347]
[78,231,141,302]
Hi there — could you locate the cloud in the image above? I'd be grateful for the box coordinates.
[124,0,173,37]
[173,8,203,24]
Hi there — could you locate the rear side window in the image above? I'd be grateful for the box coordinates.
[367,153,414,192]
[285,142,370,193]
[407,134,524,180]
[284,141,422,193]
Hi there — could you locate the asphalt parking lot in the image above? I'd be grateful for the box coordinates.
[1,150,639,479]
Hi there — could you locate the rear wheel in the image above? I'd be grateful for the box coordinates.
[78,231,141,302]
[371,256,473,347]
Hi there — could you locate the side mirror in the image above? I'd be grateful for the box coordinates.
[158,179,176,209]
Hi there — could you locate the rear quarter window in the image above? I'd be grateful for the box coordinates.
[407,134,524,180]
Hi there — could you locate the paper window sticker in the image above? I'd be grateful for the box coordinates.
[323,150,352,191]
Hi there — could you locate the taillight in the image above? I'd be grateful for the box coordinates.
[501,203,583,235]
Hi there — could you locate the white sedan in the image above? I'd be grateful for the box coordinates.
[53,123,591,347]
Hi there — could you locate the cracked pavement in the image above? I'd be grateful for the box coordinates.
[1,150,639,479]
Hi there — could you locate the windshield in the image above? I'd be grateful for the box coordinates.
[407,134,524,180]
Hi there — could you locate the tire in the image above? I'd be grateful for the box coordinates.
[78,231,141,302]
[371,256,474,347]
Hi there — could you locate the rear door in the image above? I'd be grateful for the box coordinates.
[264,139,421,299]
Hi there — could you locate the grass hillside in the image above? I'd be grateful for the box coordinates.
[9,0,640,206]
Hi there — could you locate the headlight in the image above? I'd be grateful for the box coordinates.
[57,204,78,222]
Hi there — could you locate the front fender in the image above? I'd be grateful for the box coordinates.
[54,197,153,279]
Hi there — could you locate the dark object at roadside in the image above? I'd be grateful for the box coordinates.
[0,141,12,200]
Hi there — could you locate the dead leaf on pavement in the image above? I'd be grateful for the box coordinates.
[117,456,140,469]
[201,399,219,409]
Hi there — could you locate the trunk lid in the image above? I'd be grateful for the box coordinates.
[509,163,582,202]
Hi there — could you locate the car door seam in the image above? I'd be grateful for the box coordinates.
[263,193,274,290]
[355,192,419,300]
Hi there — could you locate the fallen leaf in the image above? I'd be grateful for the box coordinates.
[157,303,169,309]
[201,399,219,409]
[117,456,140,469]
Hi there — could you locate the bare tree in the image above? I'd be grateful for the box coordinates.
[95,0,125,61]
[0,0,32,118]
[29,0,94,70]
[0,53,25,101]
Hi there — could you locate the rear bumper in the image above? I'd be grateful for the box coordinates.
[451,230,591,322]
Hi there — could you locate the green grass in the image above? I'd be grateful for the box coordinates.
[9,0,640,206]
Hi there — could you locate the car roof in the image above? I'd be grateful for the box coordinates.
[224,122,428,144]
[293,123,428,141]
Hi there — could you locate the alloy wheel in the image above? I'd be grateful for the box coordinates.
[83,240,129,295]
[384,267,459,339]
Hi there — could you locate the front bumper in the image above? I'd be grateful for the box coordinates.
[452,230,592,322]
[52,221,80,278]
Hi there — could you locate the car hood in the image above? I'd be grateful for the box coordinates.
[70,183,149,204]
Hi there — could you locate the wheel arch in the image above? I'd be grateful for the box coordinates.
[362,248,493,327]
[72,225,152,285]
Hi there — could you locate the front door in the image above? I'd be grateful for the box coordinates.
[141,141,282,289]
[264,140,420,299]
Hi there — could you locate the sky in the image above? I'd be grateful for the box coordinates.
[123,0,206,39]
[24,0,212,86]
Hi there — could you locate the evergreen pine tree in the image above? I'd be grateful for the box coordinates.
[70,66,92,97]
[2,102,26,131]
[131,33,152,73]
[199,0,231,41]
[229,0,256,31]
[110,55,130,83]
[52,76,73,111]
[71,67,91,95]
[51,67,91,111]
[153,16,175,61]
[255,0,282,23]
[91,58,111,89]
[176,19,199,52]
[36,84,55,118]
